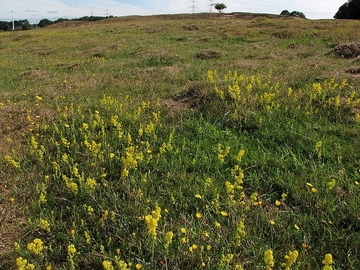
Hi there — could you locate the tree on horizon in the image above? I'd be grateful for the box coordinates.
[334,0,360,19]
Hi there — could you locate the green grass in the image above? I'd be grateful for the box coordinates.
[1,14,360,269]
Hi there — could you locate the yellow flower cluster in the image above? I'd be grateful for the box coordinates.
[27,238,45,255]
[235,218,246,244]
[16,257,35,270]
[102,260,114,270]
[226,163,245,207]
[145,205,161,239]
[4,154,20,168]
[40,218,51,232]
[62,174,78,194]
[99,210,109,228]
[67,243,77,256]
[219,253,234,267]
[164,231,174,249]
[217,144,230,163]
[322,254,334,270]
[85,177,97,191]
[281,250,299,269]
[264,249,275,270]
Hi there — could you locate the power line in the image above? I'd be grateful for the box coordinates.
[190,0,198,14]
[209,0,215,13]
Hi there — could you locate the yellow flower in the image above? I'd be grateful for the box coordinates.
[116,260,129,270]
[264,249,275,270]
[67,244,77,256]
[85,177,97,191]
[27,238,44,255]
[275,200,281,206]
[145,205,161,239]
[294,224,300,230]
[322,253,334,266]
[181,237,188,244]
[102,260,114,270]
[327,179,336,190]
[194,194,202,199]
[236,149,245,163]
[196,213,202,219]
[282,250,299,269]
[82,122,89,131]
[220,211,228,216]
[40,218,51,232]
[16,257,35,270]
[311,187,317,193]
[235,219,246,242]
[164,231,173,249]
[14,242,21,251]
[4,155,20,168]
[135,264,142,269]
[315,141,323,149]
[16,257,27,267]
[269,220,276,225]
[66,182,78,194]
[180,227,187,234]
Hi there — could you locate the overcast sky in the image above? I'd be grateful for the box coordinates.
[1,0,346,24]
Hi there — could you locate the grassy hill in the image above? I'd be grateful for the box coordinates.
[1,13,360,269]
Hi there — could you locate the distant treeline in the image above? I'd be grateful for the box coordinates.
[0,16,112,31]
[0,19,34,31]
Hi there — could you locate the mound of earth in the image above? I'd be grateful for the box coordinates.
[334,42,360,58]
[195,49,221,59]
[16,68,48,81]
[162,84,205,113]
[346,67,360,74]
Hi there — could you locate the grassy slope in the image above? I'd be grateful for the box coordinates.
[1,14,360,269]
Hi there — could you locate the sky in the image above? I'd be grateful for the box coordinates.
[0,0,347,24]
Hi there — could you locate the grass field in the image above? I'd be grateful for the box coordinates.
[1,13,360,269]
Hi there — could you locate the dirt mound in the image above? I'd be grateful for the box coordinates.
[16,68,48,81]
[334,42,360,58]
[162,83,205,113]
[346,67,360,74]
[195,49,221,60]
[183,24,199,31]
